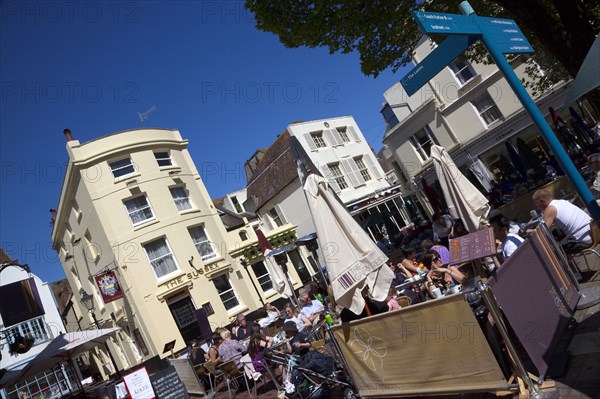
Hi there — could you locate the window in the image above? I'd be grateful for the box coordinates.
[124,196,155,226]
[239,231,249,241]
[337,128,351,143]
[154,151,172,167]
[213,275,239,311]
[410,126,439,161]
[311,132,327,148]
[267,207,284,228]
[109,157,135,179]
[170,187,192,211]
[251,261,273,292]
[144,237,179,278]
[231,196,243,213]
[472,92,503,126]
[202,302,215,316]
[354,157,372,182]
[327,163,349,190]
[189,226,217,261]
[448,59,477,85]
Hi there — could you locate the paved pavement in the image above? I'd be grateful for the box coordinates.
[197,263,600,399]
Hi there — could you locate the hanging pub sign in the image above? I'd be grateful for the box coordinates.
[94,271,123,304]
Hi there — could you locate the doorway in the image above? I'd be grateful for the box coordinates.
[168,296,201,346]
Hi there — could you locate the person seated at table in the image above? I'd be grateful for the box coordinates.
[256,303,280,329]
[234,314,251,341]
[400,246,421,274]
[587,153,600,198]
[207,331,222,363]
[190,339,208,366]
[283,321,311,357]
[491,216,524,261]
[432,212,454,248]
[246,327,273,374]
[531,189,592,252]
[283,302,311,332]
[218,330,247,369]
[309,282,327,303]
[299,290,324,324]
[386,287,401,311]
[421,239,450,266]
[488,209,522,235]
[422,251,465,299]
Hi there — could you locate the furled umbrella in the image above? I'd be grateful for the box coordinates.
[430,145,490,232]
[516,138,546,179]
[569,107,594,145]
[505,141,528,180]
[302,173,394,314]
[549,107,583,155]
[255,228,293,299]
[468,157,494,192]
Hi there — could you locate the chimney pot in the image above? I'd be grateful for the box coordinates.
[50,208,57,222]
[63,129,73,142]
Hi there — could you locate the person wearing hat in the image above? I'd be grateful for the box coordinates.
[283,321,311,357]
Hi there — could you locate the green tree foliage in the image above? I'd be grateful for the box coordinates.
[246,0,599,95]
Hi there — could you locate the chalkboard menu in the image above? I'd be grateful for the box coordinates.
[449,228,496,265]
[150,366,189,399]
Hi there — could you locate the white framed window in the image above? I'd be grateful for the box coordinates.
[354,156,372,182]
[251,261,274,292]
[410,126,439,161]
[267,207,284,228]
[109,157,135,179]
[448,59,477,85]
[472,92,503,126]
[170,186,192,211]
[326,163,349,191]
[154,151,172,167]
[144,237,179,279]
[311,132,327,148]
[124,195,155,226]
[189,225,217,261]
[213,274,240,311]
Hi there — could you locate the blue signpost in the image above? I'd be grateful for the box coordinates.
[402,2,600,221]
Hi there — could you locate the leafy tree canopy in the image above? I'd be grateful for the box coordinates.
[246,0,599,95]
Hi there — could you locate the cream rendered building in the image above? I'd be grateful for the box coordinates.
[380,36,571,213]
[51,128,263,373]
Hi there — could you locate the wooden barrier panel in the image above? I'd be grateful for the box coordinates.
[332,294,508,397]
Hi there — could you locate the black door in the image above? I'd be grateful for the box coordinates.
[168,296,201,346]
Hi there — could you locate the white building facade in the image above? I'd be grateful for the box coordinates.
[0,258,78,399]
[380,35,575,215]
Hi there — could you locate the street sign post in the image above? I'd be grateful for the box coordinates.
[401,2,600,221]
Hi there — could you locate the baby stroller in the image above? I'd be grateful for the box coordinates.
[267,348,358,399]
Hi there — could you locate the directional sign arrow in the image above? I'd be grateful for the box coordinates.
[413,11,481,35]
[401,35,479,96]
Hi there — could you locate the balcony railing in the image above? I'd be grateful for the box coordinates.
[5,316,54,347]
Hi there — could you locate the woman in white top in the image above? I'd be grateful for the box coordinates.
[283,303,311,332]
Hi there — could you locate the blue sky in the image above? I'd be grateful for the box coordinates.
[0,1,411,283]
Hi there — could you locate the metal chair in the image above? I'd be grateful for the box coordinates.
[219,360,252,398]
[569,220,600,273]
[194,363,215,395]
[203,360,224,392]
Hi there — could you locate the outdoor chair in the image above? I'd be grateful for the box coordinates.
[219,360,252,399]
[397,296,411,308]
[194,363,215,394]
[203,360,224,389]
[568,220,600,273]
